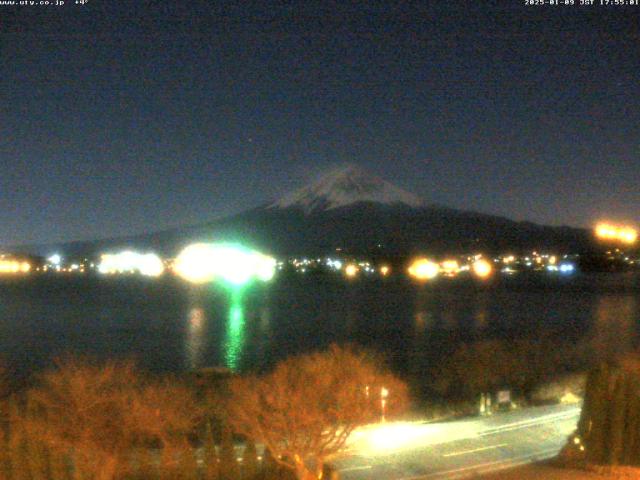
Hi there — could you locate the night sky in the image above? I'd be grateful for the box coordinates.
[1,1,639,246]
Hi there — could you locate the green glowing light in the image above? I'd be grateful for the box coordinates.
[216,245,255,286]
[174,242,276,286]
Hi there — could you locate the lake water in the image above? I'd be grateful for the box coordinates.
[0,272,638,386]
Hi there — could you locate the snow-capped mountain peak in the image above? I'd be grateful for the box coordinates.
[269,164,424,213]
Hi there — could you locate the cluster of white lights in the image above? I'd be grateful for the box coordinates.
[358,261,376,274]
[98,251,164,277]
[47,254,62,266]
[325,258,343,270]
[174,243,276,285]
[493,252,573,273]
[290,258,315,273]
[547,263,576,274]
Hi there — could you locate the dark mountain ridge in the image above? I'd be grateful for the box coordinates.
[9,165,594,258]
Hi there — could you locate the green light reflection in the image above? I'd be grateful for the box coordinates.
[224,288,246,371]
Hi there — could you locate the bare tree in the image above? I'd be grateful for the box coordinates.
[0,365,14,479]
[576,355,640,466]
[433,340,516,398]
[433,338,584,400]
[23,358,201,480]
[224,344,408,480]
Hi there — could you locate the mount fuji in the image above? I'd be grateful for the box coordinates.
[14,164,593,258]
[268,164,424,213]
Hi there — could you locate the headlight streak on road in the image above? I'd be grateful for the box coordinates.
[339,445,567,480]
[441,443,508,458]
[419,447,563,480]
[338,405,581,480]
[348,423,474,454]
[347,406,580,456]
[477,407,580,437]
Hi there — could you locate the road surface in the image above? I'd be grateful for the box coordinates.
[334,403,581,479]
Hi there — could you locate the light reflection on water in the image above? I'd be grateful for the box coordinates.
[224,290,246,371]
[1,274,640,380]
[185,307,205,370]
[473,291,489,331]
[413,288,434,332]
[184,288,249,371]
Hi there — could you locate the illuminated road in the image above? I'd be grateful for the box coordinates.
[334,403,581,479]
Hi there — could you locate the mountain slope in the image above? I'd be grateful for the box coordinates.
[269,164,424,213]
[10,165,594,258]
